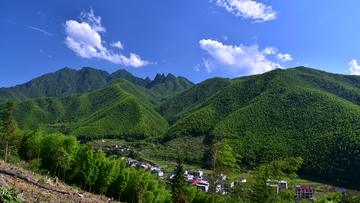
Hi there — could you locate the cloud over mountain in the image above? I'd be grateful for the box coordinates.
[64,8,149,67]
[199,39,291,76]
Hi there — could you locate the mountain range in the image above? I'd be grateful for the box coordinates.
[0,67,194,103]
[1,66,360,187]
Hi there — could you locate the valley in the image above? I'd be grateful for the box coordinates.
[2,66,360,202]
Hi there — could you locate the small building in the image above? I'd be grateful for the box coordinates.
[184,174,194,181]
[280,181,288,190]
[127,158,139,167]
[238,177,246,184]
[168,174,174,180]
[197,181,210,193]
[294,186,314,200]
[192,180,200,186]
[155,170,163,177]
[111,144,118,148]
[336,188,346,195]
[194,170,203,177]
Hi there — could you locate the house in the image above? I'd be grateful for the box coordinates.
[133,150,142,154]
[168,174,175,180]
[197,181,210,193]
[111,144,118,148]
[266,179,288,193]
[336,188,346,195]
[151,166,161,171]
[280,181,288,190]
[155,170,164,177]
[184,174,194,181]
[126,158,139,167]
[294,186,314,201]
[194,170,203,177]
[140,163,152,169]
[237,177,246,184]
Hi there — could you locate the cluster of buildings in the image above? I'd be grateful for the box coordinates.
[269,180,315,201]
[126,158,163,177]
[125,154,316,201]
[168,170,244,194]
[102,144,140,153]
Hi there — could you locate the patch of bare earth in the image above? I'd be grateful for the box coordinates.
[0,160,116,203]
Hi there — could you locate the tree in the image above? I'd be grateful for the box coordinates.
[53,147,70,177]
[208,132,242,202]
[170,155,188,203]
[116,160,129,201]
[0,100,17,163]
[250,157,303,203]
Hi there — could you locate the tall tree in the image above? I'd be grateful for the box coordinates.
[250,157,303,203]
[0,100,17,163]
[170,155,188,203]
[116,159,129,201]
[208,132,242,202]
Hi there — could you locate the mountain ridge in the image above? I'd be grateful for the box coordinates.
[0,67,195,103]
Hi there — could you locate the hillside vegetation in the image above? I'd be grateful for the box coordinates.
[3,66,360,188]
[3,79,169,139]
[0,67,194,103]
[157,67,360,187]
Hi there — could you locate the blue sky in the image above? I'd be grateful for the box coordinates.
[1,0,360,88]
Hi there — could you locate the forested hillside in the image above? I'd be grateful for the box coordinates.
[157,67,360,186]
[0,67,194,103]
[3,66,360,188]
[2,79,169,139]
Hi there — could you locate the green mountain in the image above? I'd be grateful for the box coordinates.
[0,67,194,103]
[7,79,169,139]
[4,65,360,187]
[155,77,233,125]
[157,67,360,186]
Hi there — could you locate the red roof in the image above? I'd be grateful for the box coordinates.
[301,186,313,190]
[192,180,200,185]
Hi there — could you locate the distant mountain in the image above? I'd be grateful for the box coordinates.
[6,79,168,139]
[156,67,360,187]
[0,67,194,103]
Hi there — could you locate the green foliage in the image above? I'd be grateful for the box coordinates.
[158,67,360,187]
[0,100,18,162]
[331,192,360,203]
[0,67,194,104]
[250,157,303,203]
[0,187,21,202]
[156,77,232,125]
[171,156,188,203]
[5,79,169,140]
[128,149,140,160]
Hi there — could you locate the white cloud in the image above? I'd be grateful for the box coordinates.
[111,41,124,49]
[215,0,278,23]
[277,53,293,62]
[222,35,228,41]
[64,8,149,67]
[349,60,360,75]
[194,64,200,71]
[262,47,277,55]
[29,26,53,36]
[199,39,291,76]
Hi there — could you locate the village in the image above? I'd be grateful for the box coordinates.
[96,140,350,202]
[126,157,317,202]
